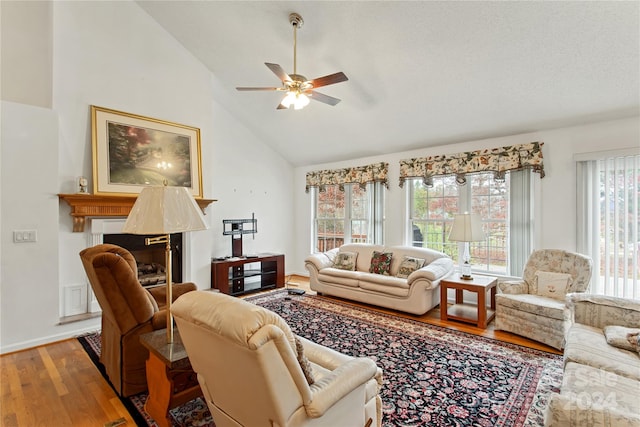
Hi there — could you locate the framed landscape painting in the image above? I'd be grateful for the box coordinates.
[91,105,203,198]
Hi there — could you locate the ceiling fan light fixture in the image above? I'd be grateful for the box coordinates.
[236,12,347,109]
[281,91,309,110]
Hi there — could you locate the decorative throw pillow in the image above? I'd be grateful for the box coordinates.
[294,336,315,385]
[535,271,572,300]
[603,325,640,352]
[396,256,425,279]
[369,251,393,275]
[333,251,358,271]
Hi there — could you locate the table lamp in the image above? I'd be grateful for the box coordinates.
[123,184,208,343]
[448,212,485,280]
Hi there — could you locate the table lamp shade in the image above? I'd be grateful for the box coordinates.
[448,213,485,242]
[122,186,207,234]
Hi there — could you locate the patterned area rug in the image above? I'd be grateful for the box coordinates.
[78,289,562,426]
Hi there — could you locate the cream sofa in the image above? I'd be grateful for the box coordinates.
[545,293,640,426]
[305,243,454,315]
[172,291,383,427]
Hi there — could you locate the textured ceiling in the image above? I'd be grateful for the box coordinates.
[136,1,640,166]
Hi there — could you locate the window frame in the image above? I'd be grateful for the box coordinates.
[311,182,385,253]
[406,170,535,277]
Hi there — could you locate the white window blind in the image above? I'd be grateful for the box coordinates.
[577,153,639,298]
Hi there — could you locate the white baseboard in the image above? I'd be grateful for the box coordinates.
[0,325,101,355]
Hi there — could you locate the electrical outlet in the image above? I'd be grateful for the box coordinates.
[13,229,37,243]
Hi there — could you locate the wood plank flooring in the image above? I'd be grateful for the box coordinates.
[1,275,559,426]
[1,338,134,427]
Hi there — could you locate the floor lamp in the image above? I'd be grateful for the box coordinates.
[122,185,208,343]
[448,212,485,280]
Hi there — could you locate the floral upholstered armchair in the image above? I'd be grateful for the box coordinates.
[494,249,593,350]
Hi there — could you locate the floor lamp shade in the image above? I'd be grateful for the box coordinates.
[122,186,207,234]
[448,213,485,280]
[122,185,208,343]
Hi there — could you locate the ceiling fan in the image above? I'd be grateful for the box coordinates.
[236,13,348,110]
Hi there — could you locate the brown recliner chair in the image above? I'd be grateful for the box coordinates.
[80,243,196,397]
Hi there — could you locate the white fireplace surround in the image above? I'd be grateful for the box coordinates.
[79,218,193,314]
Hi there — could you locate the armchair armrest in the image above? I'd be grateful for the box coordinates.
[306,357,379,418]
[147,282,197,309]
[408,257,454,285]
[304,249,339,273]
[497,279,528,295]
[567,293,640,329]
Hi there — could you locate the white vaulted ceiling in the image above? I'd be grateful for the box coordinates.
[136,1,640,166]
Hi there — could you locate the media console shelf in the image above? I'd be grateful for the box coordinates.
[211,253,284,296]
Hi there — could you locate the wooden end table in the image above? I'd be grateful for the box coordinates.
[140,329,202,427]
[440,274,498,329]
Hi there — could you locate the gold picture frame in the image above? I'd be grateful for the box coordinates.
[91,105,203,198]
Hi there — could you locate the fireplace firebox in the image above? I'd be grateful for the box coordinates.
[104,233,183,287]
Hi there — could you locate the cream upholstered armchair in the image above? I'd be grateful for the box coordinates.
[171,291,383,427]
[494,249,593,350]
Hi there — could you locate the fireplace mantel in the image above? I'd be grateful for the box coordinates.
[58,193,216,232]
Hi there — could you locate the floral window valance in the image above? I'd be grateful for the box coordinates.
[398,142,545,187]
[306,162,389,192]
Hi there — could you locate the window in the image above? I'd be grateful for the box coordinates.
[577,152,639,298]
[313,182,384,252]
[408,170,533,276]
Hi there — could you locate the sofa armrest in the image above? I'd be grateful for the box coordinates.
[408,257,454,285]
[545,392,640,426]
[567,293,640,329]
[497,280,528,295]
[305,249,339,273]
[306,357,379,418]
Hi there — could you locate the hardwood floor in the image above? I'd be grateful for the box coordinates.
[1,338,134,427]
[1,275,559,426]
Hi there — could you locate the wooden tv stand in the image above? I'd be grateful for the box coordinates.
[210,253,284,296]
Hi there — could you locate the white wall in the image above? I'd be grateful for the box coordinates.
[0,1,52,108]
[0,1,294,353]
[291,116,640,274]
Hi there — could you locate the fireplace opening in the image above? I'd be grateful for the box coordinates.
[103,233,183,287]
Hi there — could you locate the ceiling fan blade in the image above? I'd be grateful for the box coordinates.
[308,90,341,106]
[236,86,282,91]
[309,72,348,89]
[276,103,288,110]
[265,63,292,83]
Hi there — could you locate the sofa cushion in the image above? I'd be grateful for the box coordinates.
[559,362,640,416]
[396,256,425,279]
[565,323,640,381]
[318,268,360,287]
[387,245,448,276]
[361,273,410,289]
[603,325,640,352]
[333,251,358,271]
[369,251,393,275]
[339,243,384,272]
[495,293,566,320]
[359,281,411,297]
[535,271,572,300]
